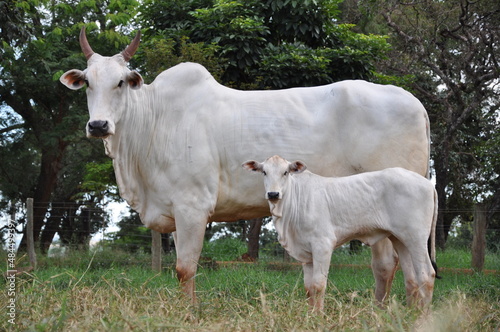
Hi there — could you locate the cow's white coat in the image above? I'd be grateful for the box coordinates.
[60,31,431,303]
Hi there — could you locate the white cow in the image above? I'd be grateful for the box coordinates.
[243,155,438,311]
[60,27,431,303]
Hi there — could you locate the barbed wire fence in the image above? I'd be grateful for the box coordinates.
[3,199,500,273]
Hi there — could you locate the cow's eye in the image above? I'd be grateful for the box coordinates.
[284,171,288,176]
[118,80,124,88]
[262,171,267,176]
[85,79,90,87]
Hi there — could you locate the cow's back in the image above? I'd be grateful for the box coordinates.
[110,63,430,227]
[206,80,429,222]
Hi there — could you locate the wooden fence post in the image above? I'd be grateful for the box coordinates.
[471,203,487,271]
[151,230,162,272]
[26,198,37,269]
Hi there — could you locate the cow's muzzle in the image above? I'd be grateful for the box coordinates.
[87,120,110,138]
[267,192,281,202]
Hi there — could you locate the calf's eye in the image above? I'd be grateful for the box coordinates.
[262,171,267,176]
[284,171,288,176]
[118,80,124,88]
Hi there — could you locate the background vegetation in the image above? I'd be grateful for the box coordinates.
[1,0,499,282]
[2,1,499,330]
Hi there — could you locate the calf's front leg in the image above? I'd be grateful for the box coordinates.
[302,246,334,312]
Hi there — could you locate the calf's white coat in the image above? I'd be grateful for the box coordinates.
[244,155,438,311]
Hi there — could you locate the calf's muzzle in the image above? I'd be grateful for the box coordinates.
[267,192,280,201]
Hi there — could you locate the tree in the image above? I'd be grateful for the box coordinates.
[138,0,391,89]
[0,0,139,252]
[353,0,500,248]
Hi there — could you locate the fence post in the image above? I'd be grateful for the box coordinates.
[26,198,37,269]
[151,230,162,272]
[471,203,487,271]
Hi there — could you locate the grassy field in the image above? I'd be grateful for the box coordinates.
[2,246,499,331]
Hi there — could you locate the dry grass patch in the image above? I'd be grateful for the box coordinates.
[3,253,499,331]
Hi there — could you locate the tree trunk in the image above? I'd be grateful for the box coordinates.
[434,141,452,250]
[19,143,67,252]
[40,215,61,254]
[161,233,171,253]
[349,240,363,254]
[247,218,263,259]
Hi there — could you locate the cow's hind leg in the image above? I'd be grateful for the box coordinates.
[371,238,399,305]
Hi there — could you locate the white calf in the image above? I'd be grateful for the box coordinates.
[243,155,438,311]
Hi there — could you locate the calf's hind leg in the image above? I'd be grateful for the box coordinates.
[390,236,435,308]
[371,238,399,304]
[389,236,420,306]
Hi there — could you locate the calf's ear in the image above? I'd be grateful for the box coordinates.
[242,161,263,172]
[289,161,307,174]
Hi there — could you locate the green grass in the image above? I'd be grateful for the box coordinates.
[2,246,499,331]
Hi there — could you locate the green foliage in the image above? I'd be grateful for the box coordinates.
[0,109,39,205]
[190,0,270,83]
[138,0,392,89]
[79,160,117,198]
[102,210,150,253]
[259,43,333,88]
[0,0,140,250]
[353,0,500,248]
[203,237,247,261]
[139,36,223,82]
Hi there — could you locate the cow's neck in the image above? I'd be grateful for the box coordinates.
[102,86,170,213]
[105,87,164,160]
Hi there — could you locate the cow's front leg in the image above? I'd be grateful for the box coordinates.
[371,238,399,304]
[302,262,315,307]
[172,209,208,303]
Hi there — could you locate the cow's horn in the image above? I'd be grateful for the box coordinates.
[121,31,141,62]
[79,26,95,60]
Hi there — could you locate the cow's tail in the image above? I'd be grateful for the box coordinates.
[424,110,432,180]
[430,188,442,279]
[424,109,440,279]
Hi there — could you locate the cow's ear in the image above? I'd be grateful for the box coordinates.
[127,70,143,90]
[242,161,263,173]
[289,161,307,174]
[60,70,86,90]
